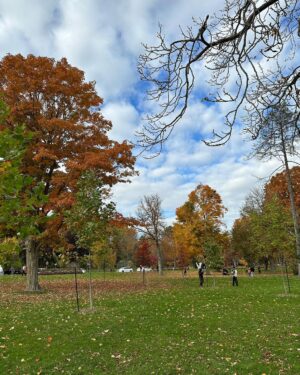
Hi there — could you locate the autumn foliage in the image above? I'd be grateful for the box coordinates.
[173,184,227,264]
[0,54,137,290]
[232,181,296,269]
[265,167,300,209]
[0,54,136,249]
[134,240,156,267]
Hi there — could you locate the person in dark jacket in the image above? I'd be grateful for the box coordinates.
[232,267,238,286]
[196,262,206,287]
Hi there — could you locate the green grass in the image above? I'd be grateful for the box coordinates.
[0,272,299,374]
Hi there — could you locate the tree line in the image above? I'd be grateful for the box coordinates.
[232,167,300,273]
[1,49,300,291]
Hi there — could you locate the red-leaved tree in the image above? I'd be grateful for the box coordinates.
[134,240,153,267]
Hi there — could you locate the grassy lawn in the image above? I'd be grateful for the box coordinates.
[0,272,299,374]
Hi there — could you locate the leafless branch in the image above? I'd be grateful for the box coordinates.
[138,0,300,155]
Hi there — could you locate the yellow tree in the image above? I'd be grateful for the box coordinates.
[174,184,227,264]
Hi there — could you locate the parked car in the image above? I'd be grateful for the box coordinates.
[137,267,152,272]
[118,267,133,273]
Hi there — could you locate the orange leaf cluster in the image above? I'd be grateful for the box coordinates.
[265,166,300,208]
[0,54,137,248]
[174,184,227,262]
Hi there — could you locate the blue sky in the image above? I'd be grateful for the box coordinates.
[0,0,283,228]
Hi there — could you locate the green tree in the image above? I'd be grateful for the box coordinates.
[250,197,295,265]
[65,170,116,250]
[231,216,255,265]
[232,188,295,270]
[91,239,116,271]
[204,242,223,271]
[248,104,300,275]
[111,226,137,267]
[65,170,116,308]
[0,101,47,287]
[0,237,21,271]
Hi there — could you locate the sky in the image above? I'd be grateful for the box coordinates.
[0,0,284,229]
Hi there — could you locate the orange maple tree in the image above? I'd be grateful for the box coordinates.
[174,184,227,264]
[265,166,300,209]
[0,54,136,290]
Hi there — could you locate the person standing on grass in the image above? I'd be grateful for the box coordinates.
[21,265,26,276]
[232,267,238,286]
[196,261,206,287]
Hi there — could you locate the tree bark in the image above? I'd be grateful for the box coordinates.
[156,242,163,275]
[25,236,41,291]
[281,138,300,276]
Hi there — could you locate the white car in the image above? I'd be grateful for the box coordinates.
[118,267,133,273]
[0,265,3,275]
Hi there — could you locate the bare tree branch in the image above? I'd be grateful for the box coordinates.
[136,194,165,274]
[138,0,300,155]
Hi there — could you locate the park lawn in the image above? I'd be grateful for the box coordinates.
[0,273,299,374]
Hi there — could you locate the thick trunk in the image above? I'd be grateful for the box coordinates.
[25,236,41,291]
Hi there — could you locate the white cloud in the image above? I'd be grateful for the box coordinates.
[0,0,59,55]
[103,101,139,143]
[0,0,290,230]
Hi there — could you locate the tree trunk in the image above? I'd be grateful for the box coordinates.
[25,236,41,291]
[282,145,300,276]
[156,242,163,275]
[270,259,275,272]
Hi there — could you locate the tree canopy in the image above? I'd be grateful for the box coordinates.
[174,184,227,264]
[0,54,136,245]
[0,54,137,290]
[232,179,297,270]
[0,102,47,239]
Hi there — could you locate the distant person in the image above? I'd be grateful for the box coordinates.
[250,266,255,277]
[21,265,27,276]
[247,267,251,277]
[232,267,238,286]
[183,267,187,277]
[196,262,206,287]
[10,266,15,275]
